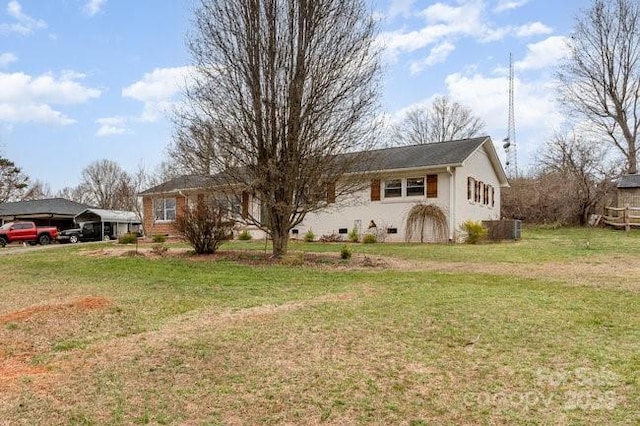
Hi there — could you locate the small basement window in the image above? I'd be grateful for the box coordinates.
[386,227,398,234]
[338,228,348,234]
[384,179,402,198]
[291,229,299,235]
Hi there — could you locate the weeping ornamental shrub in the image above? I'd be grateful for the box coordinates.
[405,203,448,243]
[461,220,487,244]
[174,201,234,254]
[347,227,359,243]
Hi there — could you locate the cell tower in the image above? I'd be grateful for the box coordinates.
[503,53,518,178]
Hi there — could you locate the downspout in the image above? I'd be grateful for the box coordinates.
[447,166,455,242]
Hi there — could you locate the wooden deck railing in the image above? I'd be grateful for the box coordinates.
[603,206,640,231]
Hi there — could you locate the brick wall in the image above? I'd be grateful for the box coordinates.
[142,194,186,237]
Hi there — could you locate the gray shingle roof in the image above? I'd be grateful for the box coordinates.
[0,198,92,217]
[617,174,640,188]
[140,137,496,195]
[349,136,488,172]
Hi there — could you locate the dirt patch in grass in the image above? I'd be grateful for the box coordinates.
[0,296,112,324]
[0,296,113,390]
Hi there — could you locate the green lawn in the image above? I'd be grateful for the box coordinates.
[0,227,638,424]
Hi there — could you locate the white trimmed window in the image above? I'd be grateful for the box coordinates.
[406,177,425,196]
[384,179,402,198]
[154,198,176,221]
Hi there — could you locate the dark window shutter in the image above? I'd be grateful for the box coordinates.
[492,187,495,207]
[326,182,336,204]
[241,192,249,217]
[467,177,472,200]
[370,179,381,201]
[426,174,438,198]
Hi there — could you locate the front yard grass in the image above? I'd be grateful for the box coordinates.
[0,227,638,424]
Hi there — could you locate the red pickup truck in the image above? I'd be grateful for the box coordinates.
[0,221,59,247]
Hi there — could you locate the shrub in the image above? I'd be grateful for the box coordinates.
[304,229,315,242]
[150,244,168,255]
[118,233,137,244]
[461,220,487,244]
[152,234,167,243]
[347,227,359,243]
[174,200,234,254]
[362,233,377,244]
[281,252,305,265]
[340,244,352,260]
[238,229,252,241]
[319,233,343,242]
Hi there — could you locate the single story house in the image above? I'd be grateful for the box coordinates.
[0,198,92,229]
[139,136,509,242]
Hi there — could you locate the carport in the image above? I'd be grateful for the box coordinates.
[74,208,142,240]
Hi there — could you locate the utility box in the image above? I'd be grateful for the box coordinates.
[482,219,522,241]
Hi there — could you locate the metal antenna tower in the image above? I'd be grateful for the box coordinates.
[502,53,518,178]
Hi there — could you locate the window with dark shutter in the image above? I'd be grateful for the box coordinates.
[326,182,336,204]
[467,177,474,201]
[426,174,438,198]
[241,192,249,217]
[492,187,495,207]
[370,179,381,201]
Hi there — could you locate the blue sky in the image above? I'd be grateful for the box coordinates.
[0,0,592,192]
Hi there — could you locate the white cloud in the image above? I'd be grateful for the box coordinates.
[0,1,47,35]
[0,52,17,68]
[0,70,100,125]
[515,22,552,37]
[95,116,126,136]
[515,36,570,71]
[410,41,456,74]
[494,0,529,13]
[387,0,417,18]
[443,71,565,164]
[122,66,192,122]
[83,0,106,17]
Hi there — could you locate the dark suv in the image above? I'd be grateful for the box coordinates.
[57,222,113,244]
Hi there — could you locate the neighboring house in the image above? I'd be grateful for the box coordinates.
[616,174,640,208]
[139,137,509,242]
[0,198,92,229]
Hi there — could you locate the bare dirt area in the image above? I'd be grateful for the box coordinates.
[0,296,113,391]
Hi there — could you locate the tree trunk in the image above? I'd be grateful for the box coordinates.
[271,226,289,257]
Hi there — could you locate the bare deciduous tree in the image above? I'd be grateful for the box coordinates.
[77,160,146,214]
[22,179,53,201]
[169,119,220,175]
[502,131,618,225]
[0,156,29,203]
[181,0,381,256]
[394,96,485,145]
[558,0,640,174]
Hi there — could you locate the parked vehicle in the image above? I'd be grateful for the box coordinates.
[57,222,113,244]
[0,221,59,247]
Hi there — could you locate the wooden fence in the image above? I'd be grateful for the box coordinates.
[603,206,640,231]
